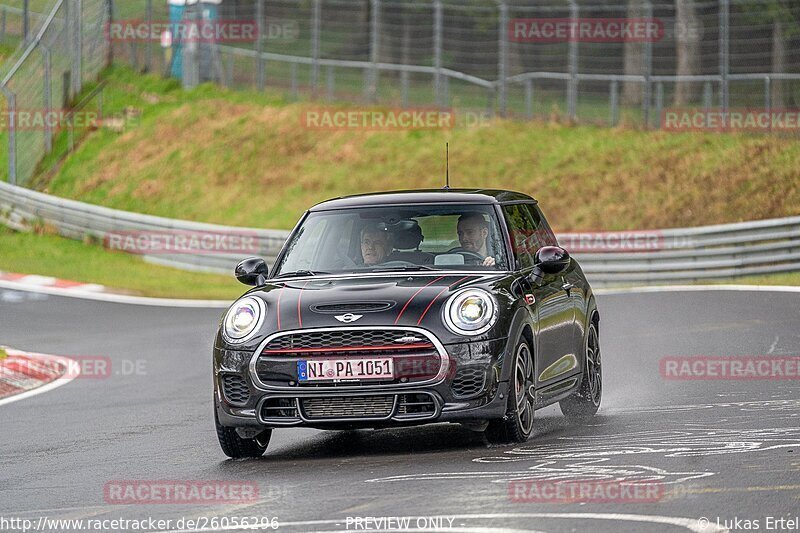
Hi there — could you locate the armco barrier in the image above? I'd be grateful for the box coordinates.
[2,181,800,285]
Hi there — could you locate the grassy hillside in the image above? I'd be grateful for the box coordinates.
[35,66,800,232]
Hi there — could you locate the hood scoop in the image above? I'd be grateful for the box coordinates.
[310,301,395,314]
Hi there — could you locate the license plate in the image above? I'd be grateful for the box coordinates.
[298,358,394,382]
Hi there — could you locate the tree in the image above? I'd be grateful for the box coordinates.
[674,0,700,105]
[735,0,799,108]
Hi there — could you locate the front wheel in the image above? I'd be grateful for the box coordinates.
[559,320,602,421]
[485,338,535,444]
[215,409,271,458]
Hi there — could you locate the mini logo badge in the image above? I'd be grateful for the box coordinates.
[335,313,363,323]
[396,336,422,344]
[525,294,536,305]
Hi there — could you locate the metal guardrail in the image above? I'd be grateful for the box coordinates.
[1,181,799,285]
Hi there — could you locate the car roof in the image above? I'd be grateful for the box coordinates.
[310,189,536,211]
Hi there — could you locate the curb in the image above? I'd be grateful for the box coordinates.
[0,347,77,405]
[0,271,106,293]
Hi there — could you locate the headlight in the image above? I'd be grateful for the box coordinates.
[222,296,266,344]
[443,288,497,336]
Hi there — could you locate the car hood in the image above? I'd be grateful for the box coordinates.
[248,272,506,334]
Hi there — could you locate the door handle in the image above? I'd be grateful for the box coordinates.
[562,282,574,292]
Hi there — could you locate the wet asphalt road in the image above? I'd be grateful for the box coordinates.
[1,287,799,533]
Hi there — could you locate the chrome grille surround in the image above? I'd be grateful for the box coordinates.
[249,326,450,392]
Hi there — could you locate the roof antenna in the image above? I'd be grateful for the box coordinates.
[443,143,450,190]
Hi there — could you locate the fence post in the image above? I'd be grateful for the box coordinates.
[719,0,729,113]
[366,0,379,102]
[642,0,652,128]
[654,82,663,128]
[256,0,264,90]
[41,46,53,154]
[72,0,83,96]
[764,76,771,114]
[498,1,508,117]
[106,0,114,67]
[433,0,442,108]
[610,80,618,126]
[1,86,16,185]
[525,79,533,120]
[145,0,152,71]
[327,65,334,100]
[311,0,321,97]
[22,0,29,43]
[567,0,578,121]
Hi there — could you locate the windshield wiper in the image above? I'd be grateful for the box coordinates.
[371,265,438,273]
[275,270,330,279]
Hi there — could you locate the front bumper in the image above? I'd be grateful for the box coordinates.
[214,331,511,430]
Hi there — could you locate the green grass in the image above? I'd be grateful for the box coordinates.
[0,226,244,300]
[0,346,7,359]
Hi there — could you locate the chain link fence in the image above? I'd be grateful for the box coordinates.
[123,0,798,128]
[0,0,109,186]
[1,0,799,186]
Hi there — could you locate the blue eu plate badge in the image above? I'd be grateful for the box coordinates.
[297,360,308,381]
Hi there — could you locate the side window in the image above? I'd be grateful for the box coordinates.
[502,204,538,269]
[529,205,559,247]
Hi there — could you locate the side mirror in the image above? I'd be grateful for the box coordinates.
[534,246,571,275]
[235,257,268,286]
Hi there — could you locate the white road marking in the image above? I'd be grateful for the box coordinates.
[596,284,800,295]
[0,352,80,407]
[767,336,780,354]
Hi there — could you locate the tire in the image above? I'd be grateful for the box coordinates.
[215,409,271,458]
[560,318,602,421]
[485,338,536,444]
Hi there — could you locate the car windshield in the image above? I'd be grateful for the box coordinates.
[273,204,510,276]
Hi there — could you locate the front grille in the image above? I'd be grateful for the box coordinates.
[311,302,395,314]
[300,395,394,419]
[221,374,250,405]
[256,328,444,389]
[451,367,486,398]
[265,329,427,351]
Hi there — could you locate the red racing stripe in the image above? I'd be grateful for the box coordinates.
[394,276,447,325]
[297,280,310,328]
[417,276,474,325]
[276,286,284,331]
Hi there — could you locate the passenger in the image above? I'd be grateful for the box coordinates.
[457,213,497,267]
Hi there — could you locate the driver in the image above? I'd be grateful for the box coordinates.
[360,225,392,266]
[457,213,496,267]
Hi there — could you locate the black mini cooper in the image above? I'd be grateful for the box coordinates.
[214,189,601,458]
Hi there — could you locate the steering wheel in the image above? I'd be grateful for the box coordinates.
[446,247,486,264]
